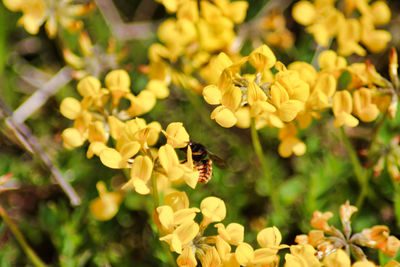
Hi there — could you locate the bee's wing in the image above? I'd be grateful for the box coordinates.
[208,151,228,169]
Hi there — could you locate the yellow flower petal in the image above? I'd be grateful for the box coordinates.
[257,226,282,248]
[146,80,170,99]
[163,122,190,148]
[60,97,81,120]
[235,243,254,266]
[61,128,85,149]
[323,249,351,267]
[249,45,276,72]
[77,76,101,98]
[99,148,124,169]
[201,196,226,222]
[292,1,316,26]
[203,85,222,105]
[211,106,238,128]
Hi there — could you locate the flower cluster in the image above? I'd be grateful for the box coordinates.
[2,0,95,38]
[155,195,400,266]
[292,0,391,56]
[296,201,400,262]
[366,136,400,181]
[60,70,211,219]
[60,69,159,151]
[155,191,288,266]
[258,8,295,50]
[202,45,399,157]
[144,0,248,94]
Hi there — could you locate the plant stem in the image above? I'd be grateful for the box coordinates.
[340,127,368,209]
[369,112,387,150]
[250,118,281,222]
[150,174,178,266]
[0,206,47,267]
[151,173,159,208]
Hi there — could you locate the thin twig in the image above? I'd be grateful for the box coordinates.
[95,0,157,40]
[0,205,47,267]
[12,67,72,124]
[0,99,81,206]
[340,127,368,209]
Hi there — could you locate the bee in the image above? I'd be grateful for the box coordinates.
[182,142,226,184]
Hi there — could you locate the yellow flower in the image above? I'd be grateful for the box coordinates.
[3,0,94,38]
[353,88,380,122]
[323,249,351,267]
[158,144,198,188]
[200,196,226,224]
[199,247,222,267]
[76,76,109,109]
[284,244,321,267]
[235,242,277,266]
[215,236,240,266]
[339,201,358,226]
[177,246,197,267]
[160,220,200,254]
[215,223,244,246]
[292,1,316,26]
[249,45,277,73]
[164,191,190,211]
[257,226,289,250]
[105,69,131,106]
[213,0,248,24]
[121,156,153,195]
[308,73,336,110]
[61,127,86,149]
[278,123,306,158]
[337,19,366,56]
[332,91,359,127]
[311,211,333,232]
[360,17,391,54]
[155,204,200,234]
[162,122,190,148]
[352,261,376,267]
[146,80,170,99]
[318,50,347,75]
[89,181,123,221]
